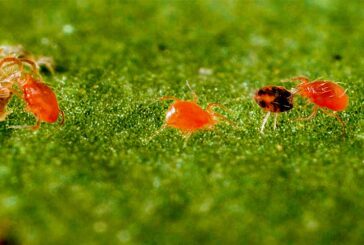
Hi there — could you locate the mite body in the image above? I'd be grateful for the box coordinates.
[291,76,348,127]
[21,74,63,129]
[164,99,220,134]
[254,85,293,133]
[295,78,348,111]
[255,86,293,113]
[149,82,234,144]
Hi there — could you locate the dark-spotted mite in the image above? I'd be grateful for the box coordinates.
[254,85,293,133]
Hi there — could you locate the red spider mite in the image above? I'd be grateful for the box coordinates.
[150,82,234,143]
[0,57,64,129]
[290,76,348,127]
[254,85,293,133]
[21,73,64,129]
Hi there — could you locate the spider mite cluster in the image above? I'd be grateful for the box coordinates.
[0,45,63,130]
[152,77,349,143]
[254,76,349,133]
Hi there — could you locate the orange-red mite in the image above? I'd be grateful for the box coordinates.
[0,56,64,129]
[21,74,64,129]
[254,85,293,133]
[151,85,233,143]
[291,76,348,127]
[296,78,349,111]
[165,99,217,133]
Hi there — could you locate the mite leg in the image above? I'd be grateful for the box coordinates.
[0,63,19,77]
[19,58,39,75]
[182,132,192,148]
[289,76,310,83]
[206,103,232,114]
[0,57,24,73]
[8,124,33,130]
[338,88,348,98]
[297,98,312,110]
[145,124,167,143]
[0,69,22,84]
[273,113,278,130]
[59,110,65,126]
[32,119,41,130]
[211,111,237,129]
[207,103,236,126]
[186,80,198,102]
[296,105,319,121]
[36,56,55,74]
[290,87,299,95]
[321,109,346,137]
[260,111,271,134]
[160,96,179,101]
[53,110,66,131]
[207,103,237,128]
[8,118,41,130]
[321,109,346,127]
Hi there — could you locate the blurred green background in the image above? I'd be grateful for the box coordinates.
[0,0,363,244]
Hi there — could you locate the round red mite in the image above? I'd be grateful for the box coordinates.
[21,74,64,129]
[150,83,234,143]
[254,85,293,133]
[164,98,218,133]
[291,76,348,126]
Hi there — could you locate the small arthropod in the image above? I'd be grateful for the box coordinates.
[254,85,293,133]
[150,82,234,144]
[290,76,349,127]
[19,73,64,129]
[0,57,63,129]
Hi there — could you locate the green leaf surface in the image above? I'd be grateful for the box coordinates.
[0,0,363,244]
